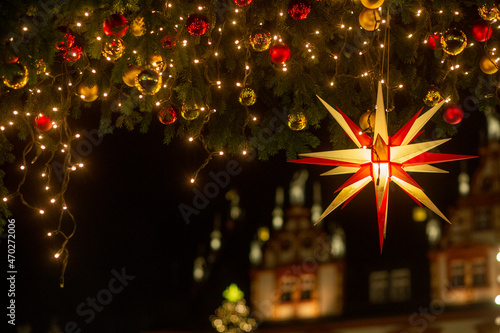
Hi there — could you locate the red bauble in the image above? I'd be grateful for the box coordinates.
[443,104,463,125]
[161,35,176,49]
[103,13,129,38]
[34,114,52,132]
[288,0,312,20]
[471,20,493,42]
[232,0,253,6]
[185,14,210,36]
[63,45,82,62]
[55,26,75,51]
[158,106,178,125]
[269,42,291,65]
[427,34,440,50]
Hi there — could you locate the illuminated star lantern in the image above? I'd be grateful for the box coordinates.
[290,82,475,252]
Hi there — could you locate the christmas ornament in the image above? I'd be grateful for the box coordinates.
[359,110,375,133]
[122,64,143,87]
[63,45,82,62]
[161,35,176,49]
[130,16,145,37]
[2,63,28,89]
[185,14,210,36]
[441,29,467,56]
[269,42,291,65]
[360,0,384,9]
[423,85,442,107]
[34,114,52,132]
[427,34,440,50]
[238,88,257,106]
[36,59,47,75]
[103,13,128,38]
[359,8,381,31]
[102,38,125,61]
[479,54,498,74]
[78,83,99,102]
[158,105,178,125]
[147,54,167,72]
[181,104,200,120]
[232,0,253,7]
[288,111,307,131]
[249,29,272,52]
[135,69,162,95]
[471,20,492,42]
[478,5,500,21]
[55,26,75,51]
[4,51,18,64]
[210,284,257,333]
[443,104,463,125]
[288,0,312,20]
[290,82,475,251]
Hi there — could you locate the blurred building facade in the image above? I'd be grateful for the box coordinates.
[249,136,500,333]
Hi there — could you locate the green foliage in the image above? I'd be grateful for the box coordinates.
[0,0,496,193]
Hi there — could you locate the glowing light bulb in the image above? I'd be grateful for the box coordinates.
[47,232,52,236]
[39,210,45,215]
[190,178,195,183]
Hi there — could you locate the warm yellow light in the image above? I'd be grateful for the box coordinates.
[3,197,7,202]
[39,210,45,215]
[54,253,60,259]
[190,178,195,183]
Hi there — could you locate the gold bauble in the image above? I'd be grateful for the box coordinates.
[78,83,99,102]
[359,8,381,31]
[181,105,200,120]
[122,64,143,87]
[147,54,167,72]
[130,16,146,37]
[479,54,498,74]
[423,85,442,107]
[360,0,384,9]
[102,38,125,62]
[359,110,376,133]
[135,69,162,95]
[441,29,467,56]
[3,63,28,89]
[288,112,307,131]
[478,5,500,21]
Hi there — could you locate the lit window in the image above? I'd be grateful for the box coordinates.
[300,274,315,300]
[472,259,487,287]
[390,269,411,302]
[369,271,389,303]
[450,261,465,288]
[475,208,491,230]
[280,276,296,302]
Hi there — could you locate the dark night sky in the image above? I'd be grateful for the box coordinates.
[4,101,487,332]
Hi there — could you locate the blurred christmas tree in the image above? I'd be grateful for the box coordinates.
[210,283,257,333]
[0,0,498,283]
